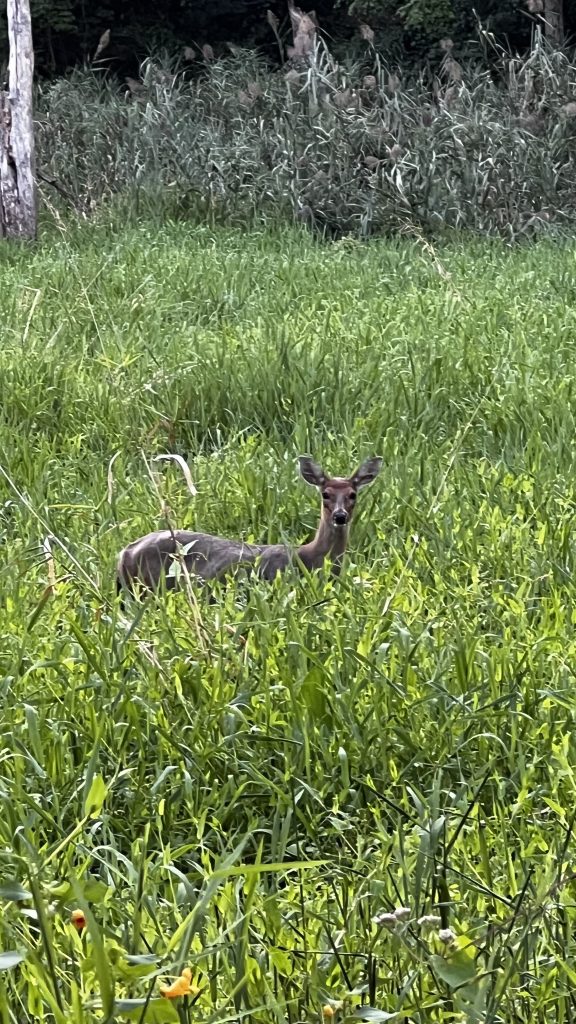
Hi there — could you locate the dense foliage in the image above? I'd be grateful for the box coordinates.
[2,0,576,75]
[35,38,576,240]
[1,219,576,1021]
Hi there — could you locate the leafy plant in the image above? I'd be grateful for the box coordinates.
[35,31,576,240]
[1,216,576,1019]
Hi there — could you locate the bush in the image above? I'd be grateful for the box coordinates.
[36,33,576,239]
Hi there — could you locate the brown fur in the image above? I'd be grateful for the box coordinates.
[116,455,382,602]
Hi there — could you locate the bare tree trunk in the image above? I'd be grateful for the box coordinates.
[544,0,564,47]
[0,0,36,240]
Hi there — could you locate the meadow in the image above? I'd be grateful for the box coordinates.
[1,215,576,1022]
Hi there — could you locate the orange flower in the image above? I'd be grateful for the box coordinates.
[70,909,86,932]
[322,1002,343,1020]
[159,967,199,999]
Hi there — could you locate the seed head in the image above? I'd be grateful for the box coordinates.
[360,23,374,42]
[394,906,411,921]
[386,73,401,95]
[417,914,442,928]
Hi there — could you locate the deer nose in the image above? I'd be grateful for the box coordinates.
[332,510,349,526]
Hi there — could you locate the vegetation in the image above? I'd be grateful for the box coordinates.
[0,0,546,76]
[1,216,576,1021]
[35,37,576,242]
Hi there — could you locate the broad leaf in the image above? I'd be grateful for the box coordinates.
[113,997,180,1022]
[430,951,477,989]
[83,773,107,818]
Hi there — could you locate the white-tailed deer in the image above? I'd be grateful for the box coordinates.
[116,455,382,602]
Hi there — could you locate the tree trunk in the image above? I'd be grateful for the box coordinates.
[0,0,36,240]
[544,0,564,47]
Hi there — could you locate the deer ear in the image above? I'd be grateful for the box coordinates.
[298,456,326,488]
[351,456,383,489]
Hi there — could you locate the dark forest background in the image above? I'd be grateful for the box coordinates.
[2,0,576,77]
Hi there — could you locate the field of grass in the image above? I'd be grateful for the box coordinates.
[2,216,576,1022]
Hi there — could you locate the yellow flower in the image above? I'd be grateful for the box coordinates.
[70,909,86,932]
[159,967,199,999]
[323,1006,336,1020]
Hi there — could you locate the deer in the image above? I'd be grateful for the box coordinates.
[116,455,382,603]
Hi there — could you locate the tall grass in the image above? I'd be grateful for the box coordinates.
[36,32,576,239]
[1,218,576,1019]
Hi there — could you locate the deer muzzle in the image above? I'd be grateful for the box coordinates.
[332,509,349,527]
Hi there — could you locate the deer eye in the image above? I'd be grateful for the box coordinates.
[349,491,357,500]
[322,490,331,500]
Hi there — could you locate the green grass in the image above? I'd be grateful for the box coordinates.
[2,216,576,1022]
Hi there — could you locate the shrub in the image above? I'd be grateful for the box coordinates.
[36,32,576,239]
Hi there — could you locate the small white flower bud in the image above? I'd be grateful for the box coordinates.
[394,906,411,921]
[417,914,442,928]
[438,927,456,944]
[372,912,397,929]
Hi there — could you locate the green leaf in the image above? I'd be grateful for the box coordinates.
[0,951,26,971]
[71,882,114,1018]
[300,666,327,718]
[212,859,327,878]
[0,882,32,902]
[112,998,180,1022]
[83,879,110,903]
[115,954,166,981]
[83,773,108,818]
[430,951,477,989]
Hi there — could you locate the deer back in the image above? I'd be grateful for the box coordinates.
[117,529,264,593]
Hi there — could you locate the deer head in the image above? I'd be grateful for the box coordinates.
[298,455,383,530]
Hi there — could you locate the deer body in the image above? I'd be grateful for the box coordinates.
[116,456,382,601]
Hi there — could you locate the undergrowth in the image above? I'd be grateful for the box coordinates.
[1,219,576,1020]
[36,31,576,239]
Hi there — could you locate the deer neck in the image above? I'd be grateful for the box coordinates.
[297,516,349,574]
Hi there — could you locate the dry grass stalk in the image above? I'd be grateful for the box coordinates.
[93,29,110,62]
[287,2,317,58]
[386,73,401,95]
[42,536,57,593]
[360,23,374,43]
